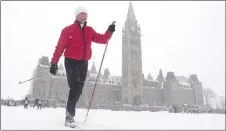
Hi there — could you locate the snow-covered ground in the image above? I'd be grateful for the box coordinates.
[1,106,225,130]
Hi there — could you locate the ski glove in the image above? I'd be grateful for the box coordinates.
[108,23,115,33]
[50,64,58,75]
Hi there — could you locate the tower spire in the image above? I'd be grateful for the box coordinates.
[147,73,153,80]
[90,61,97,74]
[157,69,164,82]
[126,2,136,22]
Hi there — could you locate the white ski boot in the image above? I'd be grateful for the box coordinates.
[65,112,76,128]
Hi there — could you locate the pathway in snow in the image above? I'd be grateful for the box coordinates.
[1,106,225,130]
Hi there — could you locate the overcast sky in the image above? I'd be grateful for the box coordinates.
[1,1,225,100]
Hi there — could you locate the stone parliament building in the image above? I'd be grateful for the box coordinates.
[27,3,204,108]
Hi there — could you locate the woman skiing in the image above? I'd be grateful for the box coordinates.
[49,6,115,128]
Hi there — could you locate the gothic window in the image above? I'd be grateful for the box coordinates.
[130,39,139,46]
[125,85,128,93]
[135,52,137,60]
[133,79,137,88]
[135,39,139,46]
[131,51,137,60]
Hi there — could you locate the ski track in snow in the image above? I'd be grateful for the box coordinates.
[1,106,225,130]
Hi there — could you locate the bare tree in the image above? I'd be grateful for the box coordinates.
[202,88,216,108]
[219,96,225,109]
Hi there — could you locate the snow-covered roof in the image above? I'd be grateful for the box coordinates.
[89,73,98,78]
[107,75,121,82]
[39,64,50,68]
[176,76,189,82]
[143,86,160,89]
[178,81,191,88]
[87,73,122,85]
[146,79,159,83]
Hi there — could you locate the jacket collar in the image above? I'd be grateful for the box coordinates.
[74,20,87,28]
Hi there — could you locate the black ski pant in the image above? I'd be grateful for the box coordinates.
[65,57,88,117]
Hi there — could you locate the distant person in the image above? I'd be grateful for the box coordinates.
[172,104,177,113]
[24,97,29,109]
[33,98,39,108]
[49,6,115,128]
[6,100,10,106]
[38,100,42,110]
[4,101,7,106]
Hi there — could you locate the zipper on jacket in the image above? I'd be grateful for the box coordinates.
[79,24,86,59]
[82,27,86,59]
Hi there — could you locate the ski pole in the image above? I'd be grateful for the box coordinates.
[19,75,43,84]
[85,21,116,123]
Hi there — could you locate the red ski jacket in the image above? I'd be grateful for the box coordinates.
[51,20,112,64]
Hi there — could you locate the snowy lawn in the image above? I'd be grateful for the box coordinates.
[1,106,225,130]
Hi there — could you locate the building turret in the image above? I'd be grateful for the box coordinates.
[90,61,97,74]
